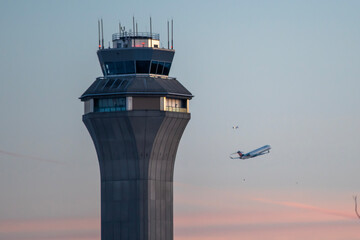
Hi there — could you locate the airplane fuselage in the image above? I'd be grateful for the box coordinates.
[230,145,271,160]
[243,145,271,158]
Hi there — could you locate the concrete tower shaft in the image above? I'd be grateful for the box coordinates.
[83,111,189,240]
[81,20,192,240]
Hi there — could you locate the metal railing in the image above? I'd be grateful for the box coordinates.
[112,32,160,41]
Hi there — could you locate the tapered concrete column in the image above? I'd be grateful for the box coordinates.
[83,111,190,240]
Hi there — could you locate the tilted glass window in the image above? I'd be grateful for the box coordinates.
[104,61,135,75]
[94,98,126,112]
[136,61,150,73]
[150,61,171,75]
[123,61,135,74]
[157,62,164,74]
[104,62,116,75]
[104,79,115,89]
[163,62,171,75]
[150,61,158,74]
[105,61,171,76]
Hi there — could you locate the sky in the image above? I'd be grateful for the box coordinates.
[0,0,360,239]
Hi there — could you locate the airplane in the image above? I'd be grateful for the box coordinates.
[232,126,239,129]
[230,145,271,160]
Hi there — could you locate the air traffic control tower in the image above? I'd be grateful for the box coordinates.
[80,19,192,240]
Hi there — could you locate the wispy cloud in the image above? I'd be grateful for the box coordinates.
[0,149,64,164]
[175,219,359,240]
[174,183,360,240]
[252,197,355,219]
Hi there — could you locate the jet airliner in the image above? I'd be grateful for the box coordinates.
[230,145,271,160]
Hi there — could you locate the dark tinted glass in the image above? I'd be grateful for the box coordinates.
[112,79,121,88]
[156,62,164,74]
[116,62,126,74]
[124,61,135,74]
[150,61,158,74]
[163,62,171,75]
[94,98,126,112]
[118,79,128,89]
[181,99,187,108]
[104,79,115,88]
[136,61,150,73]
[104,62,116,75]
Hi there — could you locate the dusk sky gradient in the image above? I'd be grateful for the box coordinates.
[1,0,360,239]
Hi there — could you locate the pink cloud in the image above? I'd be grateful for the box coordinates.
[2,183,358,240]
[252,197,355,219]
[174,206,358,240]
[175,219,359,240]
[173,184,360,240]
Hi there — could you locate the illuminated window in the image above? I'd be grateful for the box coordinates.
[166,98,187,112]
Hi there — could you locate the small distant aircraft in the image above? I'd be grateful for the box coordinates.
[230,145,271,160]
[232,126,239,129]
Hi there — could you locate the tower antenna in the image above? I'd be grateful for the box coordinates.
[98,20,101,49]
[136,22,138,35]
[167,20,169,49]
[171,19,173,49]
[101,18,104,49]
[133,16,135,33]
[133,16,135,47]
[150,16,153,48]
[119,22,121,35]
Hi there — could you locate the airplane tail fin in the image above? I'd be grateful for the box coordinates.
[230,151,244,159]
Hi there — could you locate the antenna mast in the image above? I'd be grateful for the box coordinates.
[150,17,153,48]
[133,16,135,47]
[171,19,173,49]
[167,20,169,49]
[101,19,104,49]
[133,16,135,34]
[98,20,101,49]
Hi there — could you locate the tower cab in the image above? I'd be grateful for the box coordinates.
[80,21,192,115]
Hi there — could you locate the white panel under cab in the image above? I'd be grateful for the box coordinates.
[160,97,166,111]
[126,96,133,111]
[84,99,94,114]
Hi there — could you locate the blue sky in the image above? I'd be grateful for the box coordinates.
[0,0,360,239]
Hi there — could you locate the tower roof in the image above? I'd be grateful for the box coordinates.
[80,76,193,101]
